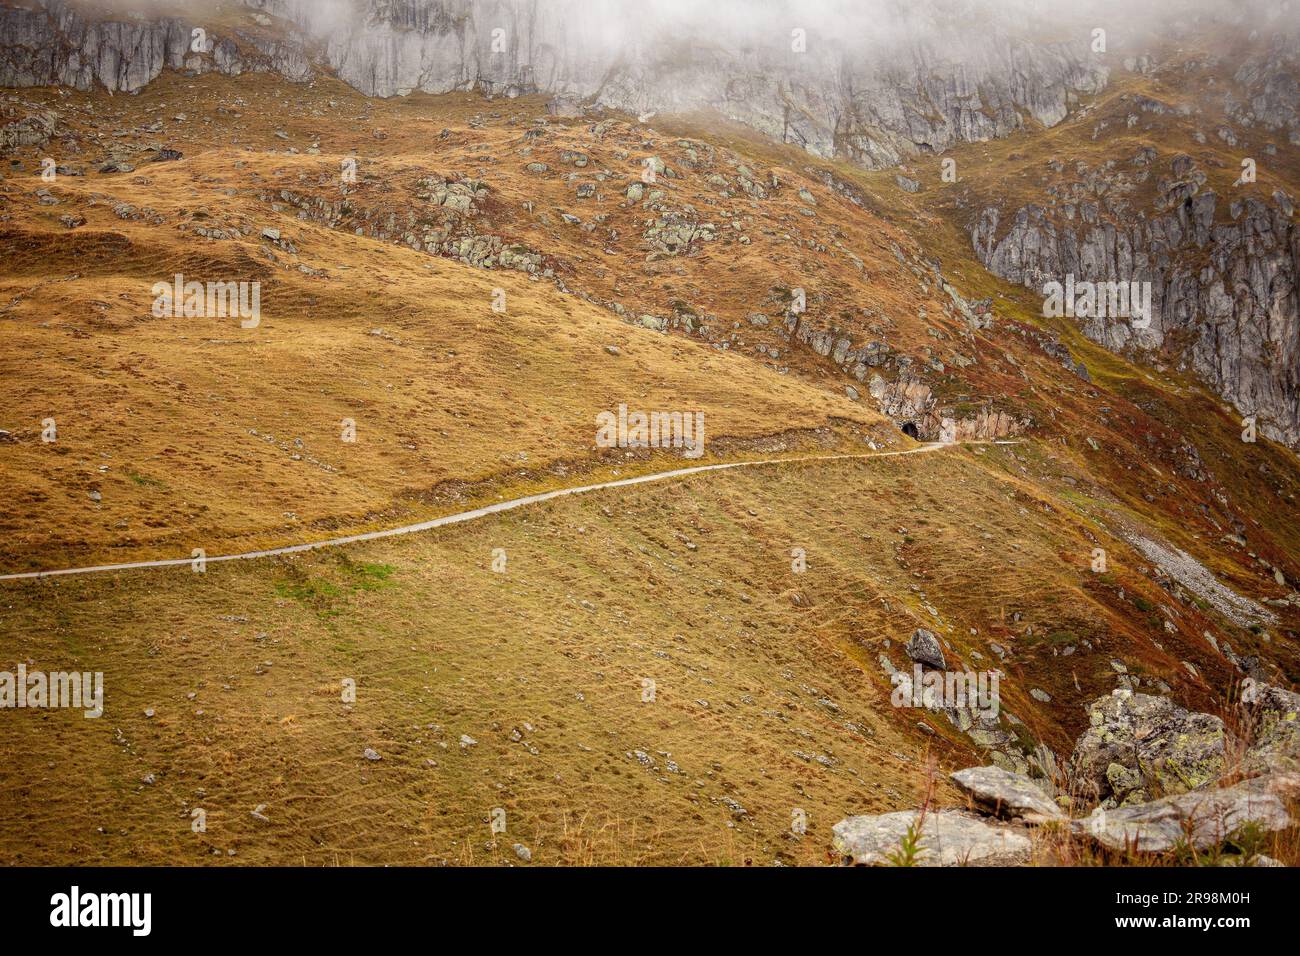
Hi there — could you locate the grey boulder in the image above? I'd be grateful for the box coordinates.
[906,628,946,670]
[1075,773,1300,854]
[951,765,1065,822]
[832,809,1031,866]
[1069,691,1225,803]
[1244,683,1300,776]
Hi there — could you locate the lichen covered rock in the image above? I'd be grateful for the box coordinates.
[1070,691,1225,804]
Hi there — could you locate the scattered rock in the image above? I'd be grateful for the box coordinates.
[950,765,1065,822]
[1,113,55,151]
[906,628,945,670]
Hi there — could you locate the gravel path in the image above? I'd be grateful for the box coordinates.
[0,441,979,582]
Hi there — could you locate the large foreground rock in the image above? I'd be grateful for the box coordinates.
[832,810,1031,866]
[1075,773,1300,853]
[951,766,1065,822]
[1070,691,1225,804]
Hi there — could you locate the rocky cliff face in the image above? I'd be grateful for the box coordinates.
[974,187,1299,448]
[972,157,1299,450]
[1,0,1107,167]
[0,0,311,93]
[257,0,1111,168]
[965,19,1300,450]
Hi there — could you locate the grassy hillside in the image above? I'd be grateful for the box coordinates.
[3,444,1275,866]
[1,65,1298,865]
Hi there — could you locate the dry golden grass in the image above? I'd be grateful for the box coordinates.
[1,67,1298,866]
[1,441,1288,866]
[0,75,921,570]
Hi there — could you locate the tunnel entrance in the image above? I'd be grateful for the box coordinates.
[901,422,920,439]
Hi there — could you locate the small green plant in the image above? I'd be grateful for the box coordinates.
[886,821,926,867]
[1225,820,1270,861]
[1170,820,1268,867]
[126,471,163,487]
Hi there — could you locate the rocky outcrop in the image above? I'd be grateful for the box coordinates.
[834,682,1300,864]
[0,0,311,94]
[0,111,55,151]
[1230,31,1300,137]
[1244,681,1300,776]
[262,182,548,275]
[972,156,1300,449]
[1069,691,1227,806]
[1070,684,1300,805]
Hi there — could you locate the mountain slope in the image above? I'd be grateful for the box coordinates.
[1,5,1299,867]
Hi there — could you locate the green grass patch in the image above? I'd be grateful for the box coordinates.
[340,558,396,591]
[125,472,164,487]
[275,559,397,619]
